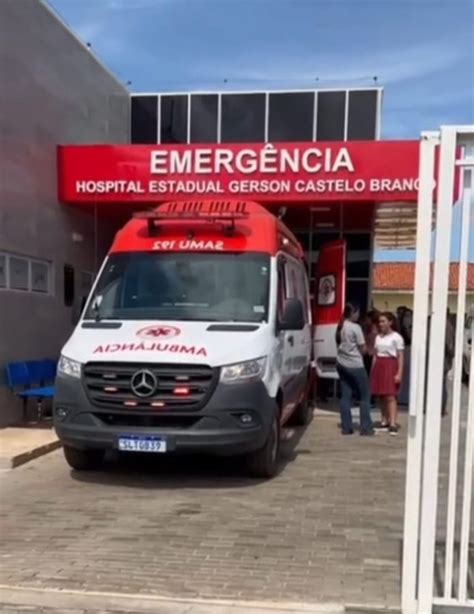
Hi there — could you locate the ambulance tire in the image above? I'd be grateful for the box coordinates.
[289,388,312,426]
[63,445,104,471]
[246,410,280,478]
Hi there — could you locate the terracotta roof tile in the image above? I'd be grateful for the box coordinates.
[373,262,474,292]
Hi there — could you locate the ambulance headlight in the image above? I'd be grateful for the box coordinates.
[220,357,267,384]
[58,355,82,379]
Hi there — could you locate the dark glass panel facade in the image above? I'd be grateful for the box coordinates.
[221,94,265,143]
[160,95,188,144]
[346,255,371,279]
[131,96,157,144]
[345,233,371,278]
[346,233,371,251]
[346,280,369,315]
[316,91,346,141]
[268,92,314,142]
[130,88,380,146]
[190,94,218,143]
[347,90,378,140]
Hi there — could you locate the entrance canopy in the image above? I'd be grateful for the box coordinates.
[57,140,424,248]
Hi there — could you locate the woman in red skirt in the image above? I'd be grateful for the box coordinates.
[371,312,405,436]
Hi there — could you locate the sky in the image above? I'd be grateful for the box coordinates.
[48,0,474,260]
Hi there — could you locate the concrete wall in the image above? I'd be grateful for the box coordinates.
[373,292,474,314]
[0,0,129,425]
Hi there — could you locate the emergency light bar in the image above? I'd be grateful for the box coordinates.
[134,200,249,236]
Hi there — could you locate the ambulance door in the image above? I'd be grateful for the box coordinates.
[277,257,294,420]
[279,256,311,422]
[313,239,346,379]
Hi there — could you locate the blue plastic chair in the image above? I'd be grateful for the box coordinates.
[42,359,57,383]
[25,360,43,386]
[6,362,31,388]
[6,361,55,422]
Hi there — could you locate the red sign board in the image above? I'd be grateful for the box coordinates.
[57,141,422,204]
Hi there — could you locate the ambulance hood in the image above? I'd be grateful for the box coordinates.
[62,320,270,367]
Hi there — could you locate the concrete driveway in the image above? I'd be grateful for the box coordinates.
[0,407,408,612]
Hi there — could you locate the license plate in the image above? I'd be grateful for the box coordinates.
[118,435,167,453]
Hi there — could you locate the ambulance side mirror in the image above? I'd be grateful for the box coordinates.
[279,298,305,331]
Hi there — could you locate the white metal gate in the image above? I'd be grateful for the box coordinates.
[402,126,474,614]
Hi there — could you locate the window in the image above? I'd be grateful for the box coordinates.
[31,261,50,293]
[64,264,75,307]
[287,260,310,322]
[346,280,369,315]
[277,261,288,322]
[316,91,346,141]
[346,254,370,279]
[345,233,371,251]
[131,96,158,144]
[268,92,314,142]
[160,95,188,144]
[0,252,52,294]
[9,257,29,290]
[190,95,218,143]
[84,252,270,323]
[221,94,265,143]
[346,233,371,278]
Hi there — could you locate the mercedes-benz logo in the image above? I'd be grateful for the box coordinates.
[130,369,158,398]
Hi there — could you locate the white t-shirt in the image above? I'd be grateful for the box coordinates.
[375,331,405,358]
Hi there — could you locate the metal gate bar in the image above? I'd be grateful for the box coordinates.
[456,159,473,602]
[401,132,438,614]
[443,162,471,598]
[418,126,457,613]
[402,125,474,614]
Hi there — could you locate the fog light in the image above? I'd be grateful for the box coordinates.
[240,413,253,424]
[56,407,69,420]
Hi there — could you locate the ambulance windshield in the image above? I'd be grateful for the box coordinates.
[84,252,270,323]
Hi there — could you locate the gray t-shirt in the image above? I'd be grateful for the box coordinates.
[337,320,365,369]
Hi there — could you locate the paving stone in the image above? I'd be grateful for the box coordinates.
[0,394,467,612]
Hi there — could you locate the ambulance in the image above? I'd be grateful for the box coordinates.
[54,200,313,477]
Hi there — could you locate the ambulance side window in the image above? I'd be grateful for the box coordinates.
[277,260,288,322]
[297,265,310,324]
[286,259,310,323]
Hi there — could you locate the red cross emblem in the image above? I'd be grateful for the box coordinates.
[136,325,181,340]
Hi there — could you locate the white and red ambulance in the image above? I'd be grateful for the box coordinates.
[54,200,313,477]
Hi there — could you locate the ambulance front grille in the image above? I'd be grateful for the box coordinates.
[83,362,218,411]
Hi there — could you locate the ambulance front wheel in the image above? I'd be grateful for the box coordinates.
[63,445,105,471]
[245,411,280,478]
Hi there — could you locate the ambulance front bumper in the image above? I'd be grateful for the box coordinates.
[53,373,276,456]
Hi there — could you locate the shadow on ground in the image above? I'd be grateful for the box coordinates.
[70,417,312,490]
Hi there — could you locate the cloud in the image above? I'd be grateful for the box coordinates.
[206,40,466,87]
